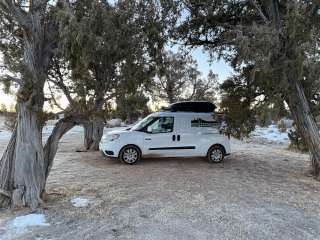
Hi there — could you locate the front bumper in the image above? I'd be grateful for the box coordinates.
[99,141,122,158]
[100,149,114,156]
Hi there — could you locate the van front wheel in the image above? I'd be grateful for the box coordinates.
[207,146,225,163]
[120,146,141,164]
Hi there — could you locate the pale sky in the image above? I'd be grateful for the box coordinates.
[190,47,234,81]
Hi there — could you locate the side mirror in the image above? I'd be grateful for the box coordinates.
[147,126,153,133]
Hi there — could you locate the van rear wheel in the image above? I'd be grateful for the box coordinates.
[207,146,225,163]
[120,146,141,164]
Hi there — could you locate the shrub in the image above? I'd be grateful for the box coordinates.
[288,127,308,152]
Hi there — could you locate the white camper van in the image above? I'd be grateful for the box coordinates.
[99,102,231,164]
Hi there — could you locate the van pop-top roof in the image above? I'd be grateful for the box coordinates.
[162,101,216,113]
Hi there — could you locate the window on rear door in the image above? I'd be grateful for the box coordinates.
[147,117,174,134]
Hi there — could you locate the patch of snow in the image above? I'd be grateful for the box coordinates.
[43,125,83,136]
[0,214,50,240]
[0,129,12,140]
[43,120,127,137]
[250,125,289,144]
[12,214,50,229]
[71,197,91,207]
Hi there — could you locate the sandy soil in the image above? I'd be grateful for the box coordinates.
[0,130,319,240]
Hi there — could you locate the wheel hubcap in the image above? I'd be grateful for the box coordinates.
[210,149,223,162]
[123,148,138,163]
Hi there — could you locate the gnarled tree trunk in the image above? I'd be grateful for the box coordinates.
[43,118,76,181]
[0,2,55,208]
[83,116,104,151]
[0,126,17,207]
[0,91,46,209]
[43,114,89,182]
[286,82,320,178]
[13,99,45,208]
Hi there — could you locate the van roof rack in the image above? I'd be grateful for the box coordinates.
[161,101,216,113]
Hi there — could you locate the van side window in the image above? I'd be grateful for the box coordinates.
[147,117,174,134]
[191,118,220,128]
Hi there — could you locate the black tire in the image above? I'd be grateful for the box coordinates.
[119,145,141,164]
[207,145,225,163]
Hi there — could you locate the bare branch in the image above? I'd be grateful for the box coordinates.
[249,0,270,24]
[0,74,23,85]
[47,81,66,111]
[49,60,76,107]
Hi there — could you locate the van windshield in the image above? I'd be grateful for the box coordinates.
[131,116,157,131]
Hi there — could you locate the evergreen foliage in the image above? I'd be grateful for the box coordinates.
[152,50,218,104]
[173,0,320,175]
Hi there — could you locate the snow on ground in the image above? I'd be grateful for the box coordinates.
[0,129,11,141]
[11,214,50,228]
[43,119,127,136]
[0,214,50,240]
[71,197,91,208]
[249,124,290,144]
[0,116,10,141]
[42,125,83,136]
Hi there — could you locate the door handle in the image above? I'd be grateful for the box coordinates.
[145,138,152,140]
[172,135,176,141]
[177,135,180,141]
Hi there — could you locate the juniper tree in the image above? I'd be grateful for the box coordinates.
[186,70,218,102]
[152,50,217,104]
[220,64,289,136]
[115,92,150,123]
[0,0,65,208]
[49,0,162,150]
[175,0,320,177]
[219,66,260,138]
[52,0,123,151]
[114,47,152,123]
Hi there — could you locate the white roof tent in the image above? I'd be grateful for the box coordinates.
[161,101,216,113]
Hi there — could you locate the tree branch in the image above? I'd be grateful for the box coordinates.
[47,81,66,111]
[49,60,76,107]
[249,0,270,24]
[0,74,23,85]
[0,0,31,30]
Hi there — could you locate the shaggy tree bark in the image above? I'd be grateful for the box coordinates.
[43,114,89,182]
[83,116,104,151]
[43,118,76,181]
[0,87,46,208]
[286,82,320,178]
[0,0,57,208]
[83,89,105,151]
[12,94,46,208]
[0,126,16,207]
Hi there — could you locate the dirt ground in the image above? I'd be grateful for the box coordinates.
[0,130,320,240]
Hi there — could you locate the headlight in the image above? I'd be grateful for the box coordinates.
[110,134,120,141]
